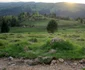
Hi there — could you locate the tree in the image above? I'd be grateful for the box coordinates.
[76,17,83,24]
[1,18,10,33]
[18,12,28,21]
[47,20,58,33]
[10,16,19,27]
[80,18,83,24]
[49,13,56,18]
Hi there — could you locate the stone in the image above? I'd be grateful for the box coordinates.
[34,58,40,63]
[15,60,25,65]
[42,57,52,64]
[8,56,13,61]
[73,62,78,66]
[79,59,85,64]
[25,60,38,66]
[64,62,68,65]
[50,60,57,65]
[58,58,64,63]
[37,56,52,64]
[8,62,15,66]
[51,37,63,44]
[10,64,16,66]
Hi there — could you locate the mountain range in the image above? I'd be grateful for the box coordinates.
[0,2,85,18]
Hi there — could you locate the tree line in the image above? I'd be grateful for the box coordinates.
[0,12,57,33]
[0,11,84,33]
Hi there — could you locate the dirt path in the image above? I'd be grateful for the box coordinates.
[0,58,84,70]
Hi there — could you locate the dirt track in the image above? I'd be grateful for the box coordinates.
[0,58,84,70]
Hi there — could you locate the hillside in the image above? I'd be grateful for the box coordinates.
[0,2,85,18]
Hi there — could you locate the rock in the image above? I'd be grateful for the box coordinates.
[64,62,68,65]
[42,57,52,64]
[79,59,85,64]
[8,56,13,61]
[34,58,40,63]
[10,64,16,66]
[15,60,25,65]
[8,62,12,65]
[25,60,38,66]
[51,37,63,44]
[37,56,43,63]
[8,62,15,66]
[37,56,52,64]
[50,60,57,65]
[48,49,56,54]
[58,58,64,63]
[25,60,33,66]
[73,62,78,66]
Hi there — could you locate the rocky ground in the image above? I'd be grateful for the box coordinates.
[0,57,85,70]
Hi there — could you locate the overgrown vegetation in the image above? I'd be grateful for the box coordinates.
[0,29,85,59]
[0,9,85,60]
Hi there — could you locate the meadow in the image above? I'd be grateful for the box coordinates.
[0,19,85,59]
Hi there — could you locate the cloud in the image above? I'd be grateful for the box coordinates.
[0,0,20,2]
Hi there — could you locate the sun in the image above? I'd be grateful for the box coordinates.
[64,0,76,6]
[65,1,76,7]
[67,2,75,4]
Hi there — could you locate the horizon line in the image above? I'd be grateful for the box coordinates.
[0,1,85,4]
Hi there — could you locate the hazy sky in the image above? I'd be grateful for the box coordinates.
[0,0,85,3]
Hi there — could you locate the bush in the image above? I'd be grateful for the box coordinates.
[51,41,74,50]
[4,44,24,57]
[47,20,58,33]
[42,40,76,51]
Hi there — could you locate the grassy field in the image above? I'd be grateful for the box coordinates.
[0,19,85,59]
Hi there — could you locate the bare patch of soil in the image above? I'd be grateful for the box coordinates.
[0,58,84,70]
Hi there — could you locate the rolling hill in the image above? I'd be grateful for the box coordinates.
[0,2,85,18]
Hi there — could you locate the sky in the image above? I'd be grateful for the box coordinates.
[0,0,85,4]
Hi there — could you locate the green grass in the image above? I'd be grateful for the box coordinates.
[82,68,85,70]
[0,19,85,59]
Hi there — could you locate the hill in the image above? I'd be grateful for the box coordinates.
[0,2,85,18]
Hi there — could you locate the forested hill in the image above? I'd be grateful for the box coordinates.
[0,2,85,18]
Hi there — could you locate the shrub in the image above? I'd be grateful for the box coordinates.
[51,41,75,50]
[42,40,76,51]
[47,20,58,33]
[4,44,24,57]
